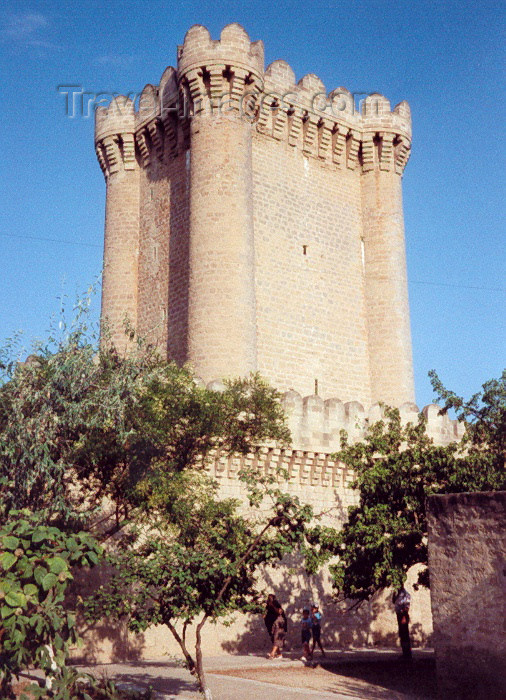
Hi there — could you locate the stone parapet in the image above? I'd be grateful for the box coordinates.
[177,23,264,79]
[258,69,411,173]
[95,97,137,177]
[198,379,465,451]
[94,23,411,179]
[282,391,464,451]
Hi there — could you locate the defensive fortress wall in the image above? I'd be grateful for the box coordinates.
[74,381,464,663]
[204,382,465,524]
[95,23,415,409]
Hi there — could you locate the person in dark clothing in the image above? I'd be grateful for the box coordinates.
[393,587,412,660]
[263,594,283,643]
[300,608,312,661]
[268,606,287,658]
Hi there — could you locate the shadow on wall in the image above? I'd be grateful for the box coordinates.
[135,144,190,364]
[66,494,431,663]
[221,554,432,654]
[68,566,146,663]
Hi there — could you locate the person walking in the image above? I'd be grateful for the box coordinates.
[393,587,412,660]
[310,604,325,657]
[263,594,283,644]
[300,608,312,662]
[267,606,287,658]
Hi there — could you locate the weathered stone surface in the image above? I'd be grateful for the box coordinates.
[427,491,506,699]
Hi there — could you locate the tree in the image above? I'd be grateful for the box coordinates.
[306,372,505,602]
[428,368,505,472]
[0,510,102,698]
[85,468,311,699]
[0,303,311,698]
[0,309,291,533]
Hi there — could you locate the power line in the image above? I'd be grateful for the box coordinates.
[1,232,504,293]
[410,279,505,293]
[0,233,101,249]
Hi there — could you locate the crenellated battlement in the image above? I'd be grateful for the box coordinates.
[177,25,265,121]
[95,97,137,176]
[94,23,412,177]
[192,379,465,531]
[195,378,465,452]
[177,23,264,80]
[176,25,262,121]
[205,446,359,524]
[256,69,411,170]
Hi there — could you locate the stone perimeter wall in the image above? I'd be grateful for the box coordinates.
[200,377,465,452]
[427,492,506,699]
[72,405,461,664]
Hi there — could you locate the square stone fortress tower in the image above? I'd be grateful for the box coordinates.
[92,27,467,657]
[95,23,415,409]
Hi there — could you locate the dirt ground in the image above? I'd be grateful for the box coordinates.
[209,657,438,699]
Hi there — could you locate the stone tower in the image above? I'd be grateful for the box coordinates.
[95,23,415,407]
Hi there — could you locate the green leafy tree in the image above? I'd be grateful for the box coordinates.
[0,510,102,698]
[306,372,505,602]
[85,465,312,698]
[428,368,505,476]
[0,309,291,533]
[1,301,311,698]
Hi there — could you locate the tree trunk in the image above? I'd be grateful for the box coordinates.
[166,620,196,675]
[195,618,212,700]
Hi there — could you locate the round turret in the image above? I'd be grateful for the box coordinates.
[177,23,264,79]
[95,96,136,144]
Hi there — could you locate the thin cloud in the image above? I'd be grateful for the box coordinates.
[94,54,137,68]
[1,11,59,50]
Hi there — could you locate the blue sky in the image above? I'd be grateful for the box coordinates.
[1,0,504,409]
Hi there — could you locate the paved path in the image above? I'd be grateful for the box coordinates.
[23,649,437,699]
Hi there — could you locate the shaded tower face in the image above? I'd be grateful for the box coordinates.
[95,23,414,407]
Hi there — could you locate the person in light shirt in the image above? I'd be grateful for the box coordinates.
[310,604,325,657]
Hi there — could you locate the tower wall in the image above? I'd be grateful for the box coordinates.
[95,98,139,350]
[133,76,191,361]
[95,23,415,406]
[362,169,414,405]
[361,96,414,405]
[136,147,189,361]
[177,24,262,381]
[185,113,257,380]
[251,133,370,403]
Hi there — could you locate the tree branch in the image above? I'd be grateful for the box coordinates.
[197,513,283,633]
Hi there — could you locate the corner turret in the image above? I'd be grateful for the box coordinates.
[177,24,264,117]
[95,97,137,177]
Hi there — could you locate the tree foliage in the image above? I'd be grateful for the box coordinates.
[0,304,309,699]
[428,368,505,472]
[0,310,290,532]
[85,461,312,696]
[0,510,102,698]
[306,372,505,602]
